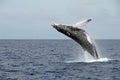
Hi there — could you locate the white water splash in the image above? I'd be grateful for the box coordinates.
[85,57,110,63]
[66,60,82,63]
[66,57,111,63]
[66,51,111,63]
[84,50,95,62]
[84,50,111,63]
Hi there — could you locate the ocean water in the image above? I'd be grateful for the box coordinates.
[0,40,120,80]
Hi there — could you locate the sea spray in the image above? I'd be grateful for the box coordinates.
[66,50,110,63]
[85,57,110,63]
[84,50,95,61]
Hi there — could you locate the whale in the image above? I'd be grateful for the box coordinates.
[51,19,99,59]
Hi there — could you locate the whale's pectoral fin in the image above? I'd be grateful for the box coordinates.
[73,19,92,28]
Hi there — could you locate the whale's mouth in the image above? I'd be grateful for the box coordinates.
[51,23,60,28]
[51,23,67,32]
[51,23,57,28]
[51,23,61,30]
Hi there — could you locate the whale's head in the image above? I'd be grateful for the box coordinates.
[52,23,61,30]
[52,23,72,36]
[52,24,81,34]
[51,23,83,39]
[51,19,91,33]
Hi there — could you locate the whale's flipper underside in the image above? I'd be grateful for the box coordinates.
[73,19,92,29]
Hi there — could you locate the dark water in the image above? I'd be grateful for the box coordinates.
[0,40,120,80]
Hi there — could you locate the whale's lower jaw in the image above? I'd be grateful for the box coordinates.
[52,24,99,59]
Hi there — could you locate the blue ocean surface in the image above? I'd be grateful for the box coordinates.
[0,40,120,80]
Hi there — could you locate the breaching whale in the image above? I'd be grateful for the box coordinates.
[51,19,99,59]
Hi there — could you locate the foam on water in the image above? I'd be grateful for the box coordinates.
[84,50,95,61]
[66,51,111,63]
[84,50,111,63]
[85,57,110,63]
[66,57,111,63]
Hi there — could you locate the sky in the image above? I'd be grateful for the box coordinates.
[0,0,120,39]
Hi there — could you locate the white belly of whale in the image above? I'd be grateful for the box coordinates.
[85,33,92,44]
